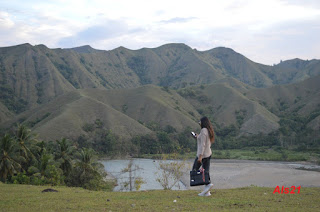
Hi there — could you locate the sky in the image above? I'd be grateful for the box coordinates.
[0,0,319,65]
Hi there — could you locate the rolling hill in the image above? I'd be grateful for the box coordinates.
[0,43,319,146]
[1,85,200,141]
[178,78,280,135]
[1,43,319,115]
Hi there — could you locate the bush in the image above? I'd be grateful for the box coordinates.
[82,123,95,132]
[44,165,64,186]
[11,172,30,184]
[27,166,40,175]
[215,151,222,156]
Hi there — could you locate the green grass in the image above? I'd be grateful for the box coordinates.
[0,183,319,211]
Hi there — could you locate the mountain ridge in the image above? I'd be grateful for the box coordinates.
[0,43,319,144]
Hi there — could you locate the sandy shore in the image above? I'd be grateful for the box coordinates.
[181,159,320,190]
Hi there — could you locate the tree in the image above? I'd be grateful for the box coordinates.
[77,148,95,177]
[157,132,179,153]
[55,138,74,176]
[176,127,196,152]
[131,134,158,155]
[14,125,38,167]
[156,156,186,190]
[0,134,21,182]
[67,148,108,190]
[119,159,144,191]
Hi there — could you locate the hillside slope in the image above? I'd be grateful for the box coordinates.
[246,75,320,116]
[178,78,280,135]
[1,43,319,116]
[2,85,200,141]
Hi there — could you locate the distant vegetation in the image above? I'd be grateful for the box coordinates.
[127,56,151,85]
[75,116,320,164]
[78,119,196,156]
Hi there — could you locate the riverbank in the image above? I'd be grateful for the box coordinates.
[137,148,320,164]
[100,158,320,192]
[181,159,320,191]
[1,183,319,211]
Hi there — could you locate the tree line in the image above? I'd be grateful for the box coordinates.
[0,125,113,191]
[78,119,198,157]
[77,116,320,159]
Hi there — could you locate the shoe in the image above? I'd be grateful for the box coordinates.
[198,184,213,196]
[198,191,212,197]
[198,191,205,196]
[203,183,213,194]
[204,191,211,196]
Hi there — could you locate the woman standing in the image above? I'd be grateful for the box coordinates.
[192,116,215,196]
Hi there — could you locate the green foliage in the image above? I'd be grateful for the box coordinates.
[66,148,110,191]
[53,61,79,88]
[157,132,180,154]
[145,121,161,131]
[215,124,238,138]
[161,86,171,93]
[163,125,177,134]
[178,88,196,98]
[175,127,196,153]
[0,134,21,182]
[80,56,86,65]
[132,134,160,154]
[127,56,151,84]
[27,113,51,128]
[0,84,28,113]
[156,157,186,190]
[122,104,128,113]
[119,159,145,191]
[99,130,119,154]
[0,126,112,191]
[197,95,210,103]
[82,123,95,132]
[54,138,74,176]
[235,109,247,126]
[94,119,104,128]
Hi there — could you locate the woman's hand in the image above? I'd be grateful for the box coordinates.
[197,155,203,163]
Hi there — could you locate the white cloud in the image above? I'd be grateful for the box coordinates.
[0,0,319,64]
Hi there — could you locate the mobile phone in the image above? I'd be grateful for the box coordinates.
[191,132,196,137]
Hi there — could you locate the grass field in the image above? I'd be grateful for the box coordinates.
[1,183,319,211]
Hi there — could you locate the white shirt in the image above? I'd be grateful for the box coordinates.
[197,128,212,158]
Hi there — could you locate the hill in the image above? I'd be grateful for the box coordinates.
[0,43,319,152]
[1,75,320,148]
[1,43,319,115]
[267,59,320,84]
[178,75,320,147]
[246,75,320,115]
[202,47,273,87]
[178,78,280,135]
[1,85,200,141]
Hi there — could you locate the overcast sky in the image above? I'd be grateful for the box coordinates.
[0,0,319,65]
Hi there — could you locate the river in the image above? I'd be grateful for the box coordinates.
[100,158,187,191]
[101,159,320,191]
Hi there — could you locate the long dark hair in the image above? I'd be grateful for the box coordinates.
[200,117,215,143]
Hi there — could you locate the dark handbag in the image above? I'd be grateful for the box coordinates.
[190,168,211,186]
